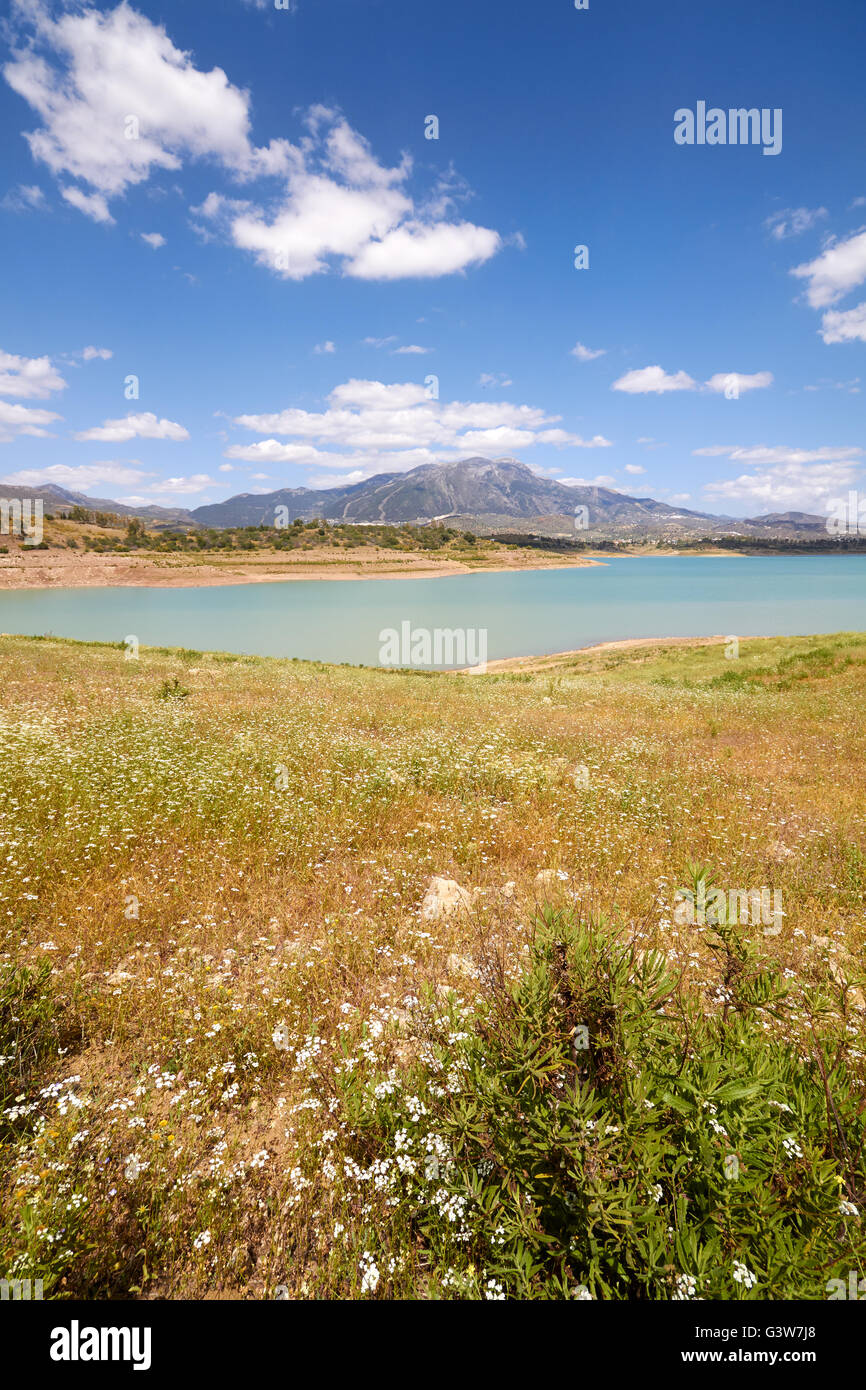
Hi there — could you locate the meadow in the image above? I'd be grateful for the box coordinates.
[1,630,864,1300]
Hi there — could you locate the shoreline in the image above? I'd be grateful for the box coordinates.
[473,633,733,673]
[0,549,605,591]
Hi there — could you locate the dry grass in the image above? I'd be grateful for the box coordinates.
[1,630,864,1298]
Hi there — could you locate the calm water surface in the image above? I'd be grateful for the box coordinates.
[0,556,864,667]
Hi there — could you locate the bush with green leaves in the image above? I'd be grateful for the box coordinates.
[341,910,866,1299]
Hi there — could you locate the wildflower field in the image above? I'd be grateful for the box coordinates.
[1,630,865,1300]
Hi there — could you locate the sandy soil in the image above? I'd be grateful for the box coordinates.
[0,548,604,590]
[477,634,731,674]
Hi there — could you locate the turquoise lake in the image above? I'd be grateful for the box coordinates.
[0,555,864,667]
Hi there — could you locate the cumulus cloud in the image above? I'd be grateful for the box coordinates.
[224,378,610,472]
[704,371,774,394]
[73,411,189,442]
[0,461,151,488]
[613,366,773,396]
[0,349,66,399]
[703,459,862,513]
[570,343,606,361]
[345,221,500,280]
[624,464,646,474]
[61,187,114,223]
[392,344,431,355]
[5,1,262,201]
[5,5,502,280]
[140,231,165,248]
[148,474,216,494]
[791,229,866,308]
[612,366,696,394]
[764,206,827,240]
[820,301,866,344]
[81,346,113,361]
[313,340,336,354]
[0,399,62,440]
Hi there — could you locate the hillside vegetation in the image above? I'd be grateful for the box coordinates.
[1,631,865,1299]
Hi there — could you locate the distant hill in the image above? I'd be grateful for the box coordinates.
[0,482,193,527]
[0,459,833,539]
[190,456,716,530]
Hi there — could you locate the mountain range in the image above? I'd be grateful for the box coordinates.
[2,458,830,539]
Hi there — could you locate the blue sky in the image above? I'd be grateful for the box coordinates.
[0,0,864,517]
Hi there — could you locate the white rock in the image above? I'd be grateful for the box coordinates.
[767,841,795,863]
[446,953,479,979]
[420,876,472,922]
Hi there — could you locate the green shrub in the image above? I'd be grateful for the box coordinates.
[155,677,189,701]
[342,911,866,1299]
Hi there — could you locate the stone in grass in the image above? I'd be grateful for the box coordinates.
[828,959,866,1012]
[446,952,479,980]
[535,868,569,888]
[767,841,795,864]
[420,876,472,923]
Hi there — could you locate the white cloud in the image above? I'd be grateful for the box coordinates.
[312,470,368,487]
[346,221,500,280]
[392,344,431,355]
[693,444,862,465]
[559,475,618,488]
[224,378,610,472]
[570,342,606,361]
[6,5,501,280]
[82,346,113,361]
[0,399,62,440]
[5,1,262,202]
[479,372,513,388]
[145,474,216,496]
[704,371,773,394]
[612,366,696,394]
[193,108,500,281]
[61,187,114,224]
[313,340,336,354]
[704,459,862,513]
[791,229,866,308]
[1,182,46,212]
[140,231,165,248]
[613,366,772,396]
[0,349,66,399]
[0,461,150,489]
[624,464,646,475]
[764,206,827,240]
[363,336,398,348]
[820,301,866,344]
[74,411,189,442]
[218,463,233,472]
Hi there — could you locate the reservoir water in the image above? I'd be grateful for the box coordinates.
[0,555,864,667]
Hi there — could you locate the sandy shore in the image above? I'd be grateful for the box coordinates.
[0,548,604,590]
[476,633,731,674]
